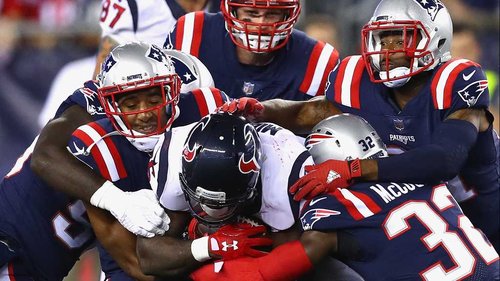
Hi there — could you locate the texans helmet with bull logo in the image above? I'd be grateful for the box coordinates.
[179,112,262,226]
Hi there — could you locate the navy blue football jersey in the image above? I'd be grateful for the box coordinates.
[325,56,499,247]
[301,183,499,280]
[164,12,339,100]
[0,80,227,280]
[0,81,103,280]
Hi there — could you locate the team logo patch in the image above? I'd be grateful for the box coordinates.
[413,0,445,21]
[458,80,488,107]
[393,118,405,132]
[81,87,105,116]
[242,82,255,96]
[301,208,341,230]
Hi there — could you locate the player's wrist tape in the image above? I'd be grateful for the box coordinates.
[90,180,122,210]
[191,236,211,262]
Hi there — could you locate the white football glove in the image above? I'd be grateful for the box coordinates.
[90,181,170,237]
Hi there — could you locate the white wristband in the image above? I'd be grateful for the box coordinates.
[90,180,122,210]
[191,236,211,262]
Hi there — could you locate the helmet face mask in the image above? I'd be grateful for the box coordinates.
[180,176,246,225]
[221,0,301,53]
[360,0,452,87]
[179,113,261,226]
[97,42,181,142]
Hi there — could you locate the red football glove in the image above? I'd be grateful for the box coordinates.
[190,241,312,281]
[191,223,272,262]
[218,98,264,121]
[190,257,264,281]
[208,223,272,260]
[289,159,362,201]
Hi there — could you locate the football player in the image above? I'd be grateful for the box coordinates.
[164,0,339,101]
[221,0,499,250]
[191,114,499,281]
[0,43,225,280]
[94,0,219,77]
[135,112,315,279]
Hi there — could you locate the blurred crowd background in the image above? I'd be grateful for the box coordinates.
[0,0,498,279]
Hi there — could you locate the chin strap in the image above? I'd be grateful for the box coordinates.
[379,67,411,88]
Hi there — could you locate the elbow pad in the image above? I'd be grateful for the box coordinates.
[378,119,477,184]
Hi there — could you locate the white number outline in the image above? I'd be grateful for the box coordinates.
[383,184,498,280]
[52,200,94,249]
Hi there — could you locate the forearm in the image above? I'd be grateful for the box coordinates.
[31,106,101,202]
[260,97,340,134]
[136,236,201,278]
[86,205,154,281]
[376,119,478,183]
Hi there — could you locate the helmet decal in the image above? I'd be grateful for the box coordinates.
[182,115,212,162]
[101,54,117,74]
[147,45,168,63]
[413,0,445,21]
[305,133,336,150]
[238,124,261,174]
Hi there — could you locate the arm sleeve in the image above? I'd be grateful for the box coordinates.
[377,119,478,183]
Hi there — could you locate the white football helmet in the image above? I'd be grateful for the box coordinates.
[305,114,388,164]
[361,0,452,87]
[98,42,181,152]
[221,0,301,53]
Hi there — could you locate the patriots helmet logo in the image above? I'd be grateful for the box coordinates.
[101,54,117,73]
[238,124,261,174]
[305,133,335,150]
[300,208,341,230]
[414,0,445,21]
[458,80,488,107]
[148,45,167,63]
[182,116,212,162]
[170,56,197,85]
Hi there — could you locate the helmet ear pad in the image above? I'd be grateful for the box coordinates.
[180,112,262,226]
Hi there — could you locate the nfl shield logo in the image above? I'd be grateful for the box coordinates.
[242,82,255,96]
[393,118,405,131]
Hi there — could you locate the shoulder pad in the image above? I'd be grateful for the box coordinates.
[328,55,366,109]
[430,59,487,109]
